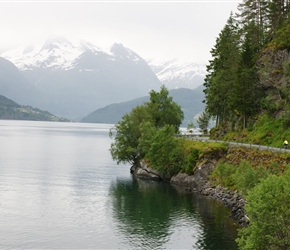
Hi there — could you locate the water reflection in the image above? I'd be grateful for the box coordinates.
[109,178,239,250]
[0,120,239,249]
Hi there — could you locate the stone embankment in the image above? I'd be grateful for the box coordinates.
[131,156,248,226]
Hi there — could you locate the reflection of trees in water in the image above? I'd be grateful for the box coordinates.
[109,178,239,250]
[191,195,239,249]
[109,178,180,249]
[171,185,240,250]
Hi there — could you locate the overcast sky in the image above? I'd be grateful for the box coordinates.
[0,1,240,63]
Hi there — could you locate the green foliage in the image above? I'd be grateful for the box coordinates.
[0,94,69,122]
[187,122,196,130]
[233,25,263,129]
[219,113,290,149]
[138,121,157,156]
[280,110,290,128]
[211,160,271,194]
[197,110,211,133]
[110,105,152,165]
[236,169,290,250]
[232,161,269,194]
[211,162,237,188]
[146,85,184,133]
[147,125,183,176]
[204,13,241,125]
[261,97,279,116]
[110,85,184,167]
[205,1,290,134]
[269,20,290,50]
[182,148,199,174]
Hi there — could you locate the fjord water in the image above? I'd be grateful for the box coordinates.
[0,120,239,249]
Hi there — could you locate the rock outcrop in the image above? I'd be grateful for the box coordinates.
[257,47,290,118]
[131,154,248,226]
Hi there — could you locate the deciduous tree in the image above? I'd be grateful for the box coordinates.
[146,85,184,133]
[237,169,290,249]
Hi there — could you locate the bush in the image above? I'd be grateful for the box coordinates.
[236,169,290,249]
[210,162,237,188]
[182,148,199,175]
[233,161,269,194]
[147,125,183,175]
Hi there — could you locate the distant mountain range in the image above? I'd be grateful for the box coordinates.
[81,85,205,127]
[148,59,206,89]
[0,37,161,120]
[0,36,206,125]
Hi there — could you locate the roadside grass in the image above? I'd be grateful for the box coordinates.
[221,114,290,148]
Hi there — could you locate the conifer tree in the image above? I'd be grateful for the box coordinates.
[197,110,211,133]
[233,25,263,129]
[203,13,240,126]
[238,0,268,46]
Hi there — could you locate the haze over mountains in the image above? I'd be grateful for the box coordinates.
[148,59,206,89]
[0,37,206,124]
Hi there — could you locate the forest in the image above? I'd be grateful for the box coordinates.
[204,0,290,147]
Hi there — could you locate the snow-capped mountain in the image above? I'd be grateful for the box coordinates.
[0,37,161,120]
[147,58,206,89]
[1,36,101,70]
[0,36,207,121]
[1,36,146,72]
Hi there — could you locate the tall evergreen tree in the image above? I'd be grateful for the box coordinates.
[239,0,290,43]
[238,0,268,46]
[233,24,263,129]
[203,13,241,126]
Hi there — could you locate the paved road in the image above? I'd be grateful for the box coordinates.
[180,135,290,153]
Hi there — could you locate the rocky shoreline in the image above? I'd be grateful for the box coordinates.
[130,159,248,227]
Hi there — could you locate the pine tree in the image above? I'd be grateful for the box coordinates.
[203,13,241,126]
[233,24,263,129]
[238,0,268,46]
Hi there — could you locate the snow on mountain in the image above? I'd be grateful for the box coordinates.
[1,36,101,70]
[0,37,161,120]
[147,58,207,89]
[110,43,142,63]
[1,37,146,72]
[0,36,207,121]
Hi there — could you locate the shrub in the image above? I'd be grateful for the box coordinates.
[236,169,290,249]
[210,162,237,188]
[147,125,182,175]
[182,148,199,175]
[233,161,269,194]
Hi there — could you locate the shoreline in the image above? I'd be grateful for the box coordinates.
[131,160,248,227]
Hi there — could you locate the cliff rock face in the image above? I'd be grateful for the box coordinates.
[257,48,290,116]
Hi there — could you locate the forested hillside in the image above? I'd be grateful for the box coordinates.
[204,0,290,146]
[199,2,290,248]
[0,94,69,122]
[81,86,205,127]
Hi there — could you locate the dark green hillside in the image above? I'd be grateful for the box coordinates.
[81,96,149,124]
[202,3,290,248]
[0,94,69,122]
[204,4,290,147]
[81,86,205,127]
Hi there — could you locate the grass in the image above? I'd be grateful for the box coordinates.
[220,114,290,148]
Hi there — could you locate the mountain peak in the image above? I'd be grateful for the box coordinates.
[110,43,129,56]
[0,36,101,70]
[110,43,143,63]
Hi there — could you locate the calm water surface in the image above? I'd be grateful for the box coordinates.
[0,120,239,249]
